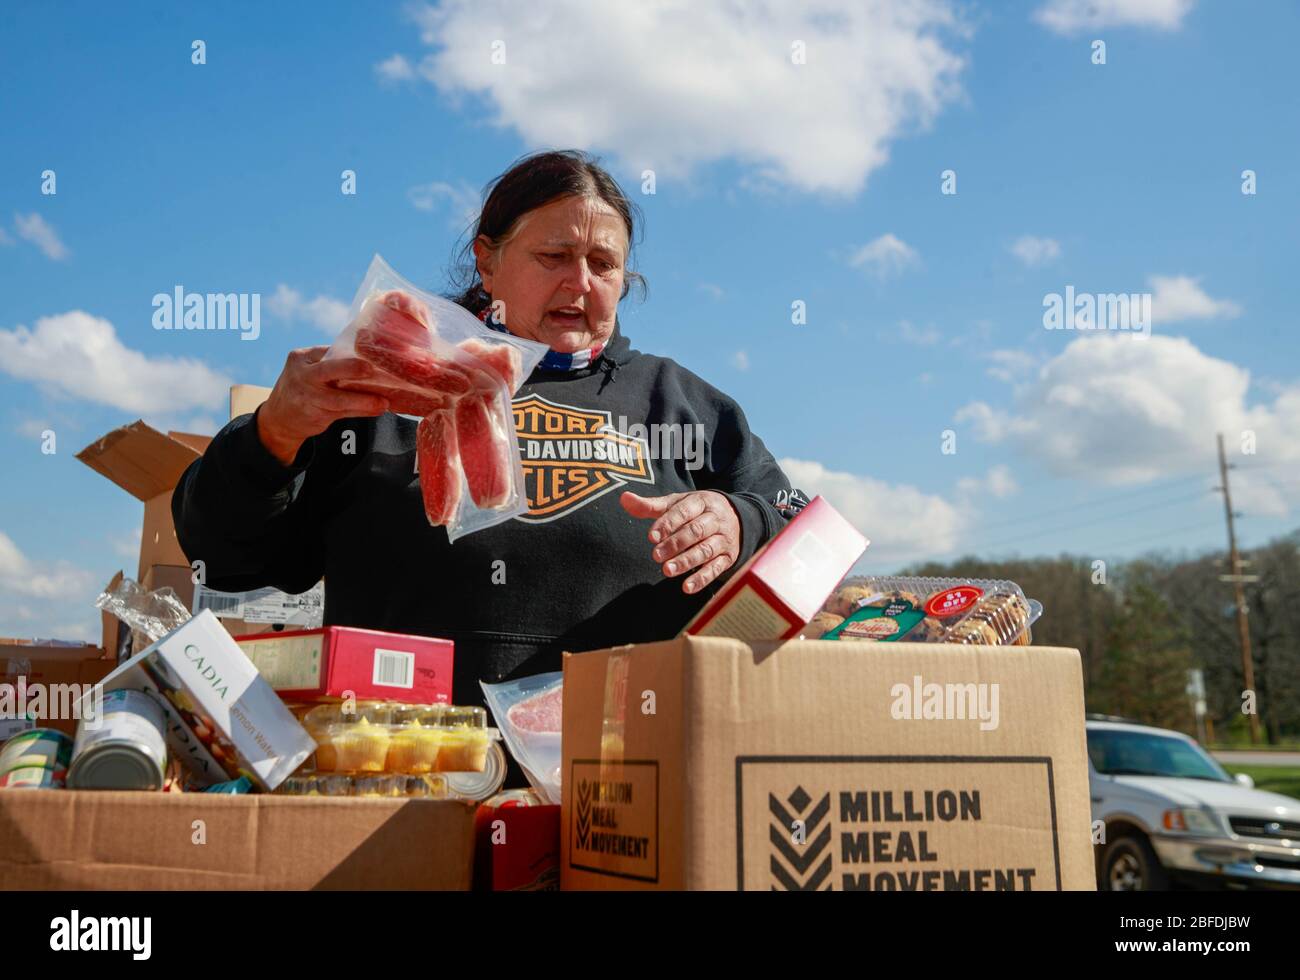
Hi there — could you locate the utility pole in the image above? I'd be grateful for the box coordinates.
[1216,433,1261,744]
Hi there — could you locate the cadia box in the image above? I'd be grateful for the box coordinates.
[561,636,1095,891]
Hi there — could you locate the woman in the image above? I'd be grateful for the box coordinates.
[173,150,804,734]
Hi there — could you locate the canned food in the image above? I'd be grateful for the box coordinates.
[0,765,65,790]
[0,728,73,778]
[443,741,507,802]
[68,689,168,791]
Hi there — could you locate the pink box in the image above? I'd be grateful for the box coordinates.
[682,496,868,641]
[235,626,454,704]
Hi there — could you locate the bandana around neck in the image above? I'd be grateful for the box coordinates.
[476,304,606,372]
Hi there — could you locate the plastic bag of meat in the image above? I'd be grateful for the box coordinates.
[324,254,547,541]
[481,672,562,805]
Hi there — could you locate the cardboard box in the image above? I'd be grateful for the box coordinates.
[0,643,114,737]
[683,496,868,640]
[0,790,476,889]
[79,398,325,635]
[230,383,273,420]
[561,636,1095,891]
[76,422,210,581]
[141,563,197,615]
[90,610,315,790]
[235,626,454,704]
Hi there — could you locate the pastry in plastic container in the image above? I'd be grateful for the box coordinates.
[301,702,501,775]
[814,576,1043,646]
[276,743,507,802]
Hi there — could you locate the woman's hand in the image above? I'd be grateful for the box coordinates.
[620,490,742,594]
[257,346,390,465]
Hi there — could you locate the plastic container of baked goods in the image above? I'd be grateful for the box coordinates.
[813,576,1044,646]
[300,702,502,775]
[275,745,507,802]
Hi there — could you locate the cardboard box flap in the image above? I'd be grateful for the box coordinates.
[230,384,273,421]
[169,431,213,455]
[76,421,203,501]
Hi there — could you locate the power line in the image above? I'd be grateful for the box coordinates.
[967,473,1208,533]
[963,487,1216,551]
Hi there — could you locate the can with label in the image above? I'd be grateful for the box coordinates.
[0,765,65,790]
[68,689,168,791]
[0,728,72,781]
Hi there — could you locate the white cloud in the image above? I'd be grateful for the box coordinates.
[957,465,1019,500]
[266,284,351,334]
[895,320,941,346]
[0,311,231,414]
[955,334,1300,515]
[375,53,417,84]
[0,530,97,601]
[407,179,481,230]
[698,283,724,300]
[1010,235,1061,267]
[732,350,750,371]
[779,457,964,564]
[13,212,69,260]
[403,0,969,194]
[849,233,919,279]
[1149,274,1241,323]
[181,414,222,436]
[985,348,1040,383]
[1034,0,1194,34]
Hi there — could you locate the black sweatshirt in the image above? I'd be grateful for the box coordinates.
[172,320,799,708]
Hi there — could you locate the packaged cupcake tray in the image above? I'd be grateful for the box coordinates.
[275,772,453,799]
[810,576,1044,646]
[300,702,502,775]
[274,754,506,802]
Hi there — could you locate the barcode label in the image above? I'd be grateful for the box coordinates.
[194,589,242,615]
[372,648,415,689]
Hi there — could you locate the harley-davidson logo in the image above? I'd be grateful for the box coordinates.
[511,394,654,522]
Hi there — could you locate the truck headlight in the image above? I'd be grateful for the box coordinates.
[1162,808,1221,835]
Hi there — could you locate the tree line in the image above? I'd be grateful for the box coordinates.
[899,529,1300,744]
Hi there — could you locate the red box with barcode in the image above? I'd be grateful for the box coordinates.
[234,627,454,705]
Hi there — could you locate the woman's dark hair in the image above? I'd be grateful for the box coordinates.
[446,149,647,315]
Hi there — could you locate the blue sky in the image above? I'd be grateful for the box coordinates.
[1,0,1297,640]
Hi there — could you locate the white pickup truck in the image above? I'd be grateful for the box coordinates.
[1088,719,1300,890]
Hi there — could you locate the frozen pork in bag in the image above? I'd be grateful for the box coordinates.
[325,254,547,540]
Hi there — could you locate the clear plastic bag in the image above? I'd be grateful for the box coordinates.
[94,577,193,658]
[481,672,562,805]
[325,254,548,541]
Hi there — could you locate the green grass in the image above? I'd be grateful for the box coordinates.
[1220,765,1300,801]
[1209,742,1300,752]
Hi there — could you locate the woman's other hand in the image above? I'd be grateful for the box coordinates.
[257,346,389,465]
[620,490,742,595]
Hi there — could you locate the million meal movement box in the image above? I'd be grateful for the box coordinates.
[561,636,1095,891]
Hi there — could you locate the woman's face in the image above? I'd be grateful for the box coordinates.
[473,195,628,352]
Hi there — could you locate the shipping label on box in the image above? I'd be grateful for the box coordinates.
[193,581,325,627]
